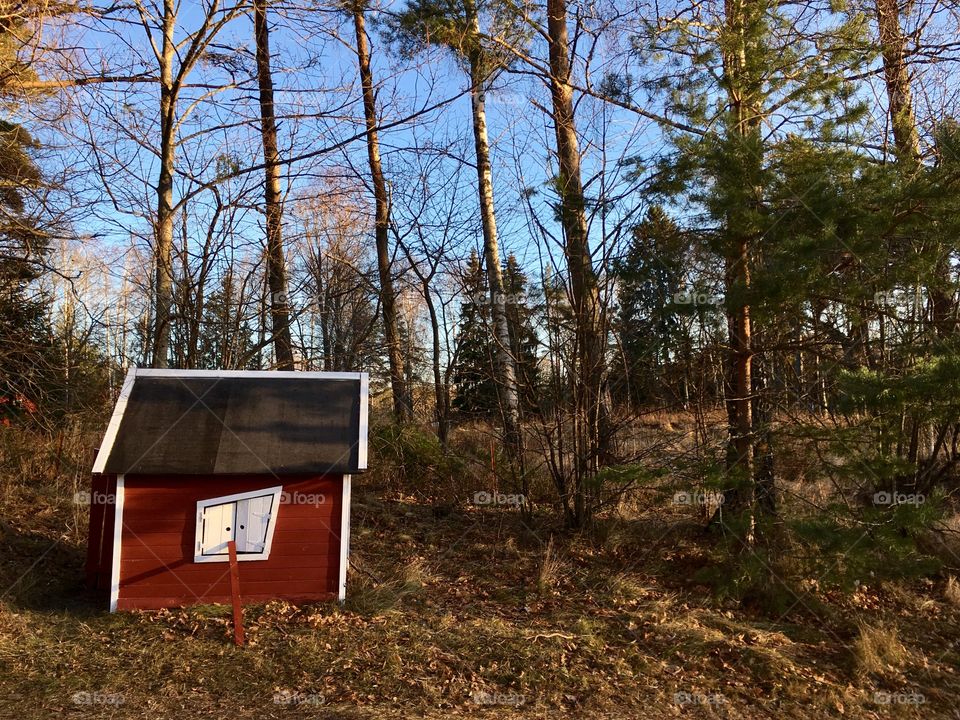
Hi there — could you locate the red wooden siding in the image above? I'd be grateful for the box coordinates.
[115,474,343,611]
[84,473,117,596]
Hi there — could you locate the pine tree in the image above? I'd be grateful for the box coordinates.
[614,207,693,407]
[452,250,497,416]
[0,4,67,423]
[502,254,540,415]
[633,0,873,535]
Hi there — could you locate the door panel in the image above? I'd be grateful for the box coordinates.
[200,501,235,556]
[236,494,274,553]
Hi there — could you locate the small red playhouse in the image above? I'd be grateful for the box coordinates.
[85,368,368,611]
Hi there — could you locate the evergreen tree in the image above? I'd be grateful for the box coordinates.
[502,254,540,415]
[452,250,497,416]
[633,1,873,532]
[453,251,541,417]
[197,283,259,370]
[387,0,532,451]
[0,4,60,423]
[613,206,707,407]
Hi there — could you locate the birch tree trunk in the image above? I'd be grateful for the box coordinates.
[466,20,521,454]
[254,0,295,369]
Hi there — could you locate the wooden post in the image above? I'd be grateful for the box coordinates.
[490,439,496,489]
[227,540,245,646]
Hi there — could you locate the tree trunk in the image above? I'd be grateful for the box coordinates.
[352,5,412,422]
[254,0,295,370]
[151,0,176,369]
[422,276,449,445]
[875,0,920,163]
[467,39,521,455]
[717,0,764,539]
[545,0,609,524]
[724,240,755,502]
[874,0,955,338]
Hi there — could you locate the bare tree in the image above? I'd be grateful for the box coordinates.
[131,0,244,368]
[351,2,413,420]
[253,0,295,369]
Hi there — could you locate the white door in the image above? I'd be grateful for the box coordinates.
[235,494,274,553]
[199,501,236,557]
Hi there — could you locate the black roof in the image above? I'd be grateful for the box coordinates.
[94,370,368,475]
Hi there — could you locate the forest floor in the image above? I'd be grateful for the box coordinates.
[3,469,960,720]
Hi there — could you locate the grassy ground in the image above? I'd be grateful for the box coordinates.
[2,423,960,718]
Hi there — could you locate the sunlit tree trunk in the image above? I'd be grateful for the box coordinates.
[254,0,295,369]
[151,0,176,369]
[466,12,521,455]
[875,0,920,163]
[352,4,413,421]
[546,0,609,524]
[719,0,764,540]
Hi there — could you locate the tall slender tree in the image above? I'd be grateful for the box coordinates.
[134,0,243,368]
[389,0,526,453]
[253,0,295,369]
[351,1,413,421]
[545,0,609,522]
[631,0,872,538]
[874,0,920,164]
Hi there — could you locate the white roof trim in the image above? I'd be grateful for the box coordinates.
[134,369,365,380]
[93,367,137,474]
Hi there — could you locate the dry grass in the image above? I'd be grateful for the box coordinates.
[853,623,908,679]
[945,575,960,606]
[346,557,435,615]
[535,537,562,595]
[4,420,960,718]
[605,571,648,604]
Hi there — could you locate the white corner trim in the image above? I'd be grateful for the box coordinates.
[193,486,283,563]
[357,373,369,470]
[93,367,137,474]
[109,474,125,612]
[338,474,352,602]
